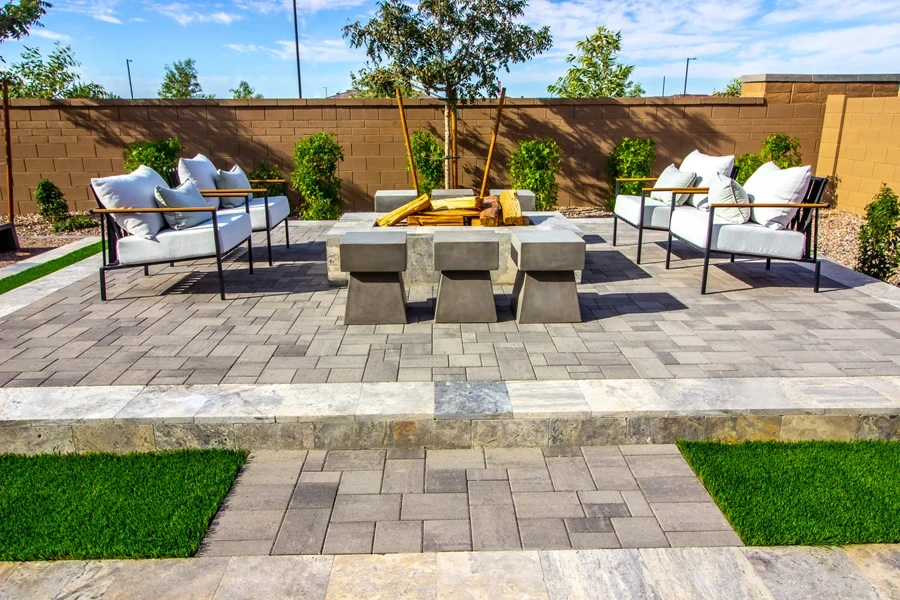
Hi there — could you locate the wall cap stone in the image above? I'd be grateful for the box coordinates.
[742,73,900,83]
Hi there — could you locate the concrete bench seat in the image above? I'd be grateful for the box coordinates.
[433,230,499,323]
[510,230,585,324]
[340,230,408,325]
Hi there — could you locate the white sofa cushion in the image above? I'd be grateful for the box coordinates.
[178,154,219,209]
[746,162,812,230]
[91,165,167,239]
[614,195,676,230]
[650,164,697,205]
[215,165,253,208]
[670,205,806,259]
[219,195,290,231]
[154,181,217,230]
[679,150,735,208]
[116,211,251,265]
[707,173,750,224]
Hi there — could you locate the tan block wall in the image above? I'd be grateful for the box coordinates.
[817,95,900,215]
[745,81,899,104]
[1,97,824,216]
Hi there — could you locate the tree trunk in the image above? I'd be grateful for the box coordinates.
[443,101,451,189]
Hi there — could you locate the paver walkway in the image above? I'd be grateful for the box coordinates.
[2,545,898,599]
[199,446,739,557]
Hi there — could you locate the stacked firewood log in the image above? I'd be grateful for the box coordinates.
[376,191,529,228]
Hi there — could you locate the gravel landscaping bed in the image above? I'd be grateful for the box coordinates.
[0,213,100,269]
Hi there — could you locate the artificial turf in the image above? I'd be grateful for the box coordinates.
[678,440,900,546]
[0,449,248,561]
[0,241,103,295]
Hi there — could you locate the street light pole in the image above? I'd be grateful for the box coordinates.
[683,57,697,95]
[126,59,134,99]
[323,87,328,98]
[292,0,302,98]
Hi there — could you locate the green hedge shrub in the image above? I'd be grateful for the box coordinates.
[291,132,344,220]
[248,160,286,197]
[123,138,184,177]
[34,179,95,233]
[409,130,444,195]
[508,139,562,211]
[606,137,655,209]
[857,185,900,282]
[734,133,802,184]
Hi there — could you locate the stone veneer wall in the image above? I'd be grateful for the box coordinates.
[1,96,824,215]
[817,94,900,216]
[741,74,900,104]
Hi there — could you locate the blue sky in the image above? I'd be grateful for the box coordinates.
[3,0,899,99]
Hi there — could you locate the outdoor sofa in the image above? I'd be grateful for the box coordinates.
[612,150,736,263]
[90,165,256,301]
[167,155,291,266]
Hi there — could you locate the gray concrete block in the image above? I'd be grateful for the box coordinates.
[471,504,521,550]
[511,230,585,271]
[434,271,498,324]
[510,271,581,324]
[323,522,374,554]
[423,520,471,552]
[489,189,536,211]
[373,521,422,553]
[340,230,407,273]
[345,272,407,325]
[430,188,474,200]
[272,509,330,554]
[518,518,571,549]
[433,230,499,271]
[374,190,419,213]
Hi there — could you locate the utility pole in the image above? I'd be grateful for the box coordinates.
[126,59,134,99]
[323,87,328,98]
[292,0,302,98]
[683,58,697,95]
[662,76,665,96]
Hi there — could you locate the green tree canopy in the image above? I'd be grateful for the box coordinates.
[548,26,644,98]
[0,0,50,63]
[350,63,414,98]
[6,43,112,99]
[343,0,552,186]
[159,58,209,99]
[714,77,742,97]
[230,80,262,99]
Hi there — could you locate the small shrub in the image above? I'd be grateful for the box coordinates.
[857,185,900,282]
[735,133,802,184]
[508,139,562,211]
[606,137,655,209]
[35,179,69,224]
[52,214,96,233]
[248,160,286,197]
[291,132,344,220]
[734,152,765,185]
[409,130,444,195]
[123,138,184,177]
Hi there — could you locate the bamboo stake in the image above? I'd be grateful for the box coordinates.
[397,88,419,195]
[479,87,506,199]
[2,79,18,251]
[451,107,458,188]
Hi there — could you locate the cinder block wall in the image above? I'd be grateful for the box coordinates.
[817,95,900,215]
[742,74,900,104]
[1,96,824,215]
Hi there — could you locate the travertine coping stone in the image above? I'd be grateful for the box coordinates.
[326,212,583,286]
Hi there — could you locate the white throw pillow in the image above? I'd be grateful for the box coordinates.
[679,150,735,208]
[650,164,697,205]
[707,173,750,224]
[745,162,812,229]
[154,181,216,230]
[178,154,219,209]
[215,165,253,208]
[91,165,168,239]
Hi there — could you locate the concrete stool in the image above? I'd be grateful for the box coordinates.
[430,188,474,200]
[433,230,499,323]
[510,230,585,324]
[374,190,419,213]
[340,230,408,325]
[489,189,536,211]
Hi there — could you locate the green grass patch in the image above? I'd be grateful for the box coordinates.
[0,449,247,560]
[0,241,103,296]
[678,440,900,546]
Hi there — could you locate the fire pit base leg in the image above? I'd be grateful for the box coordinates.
[345,271,407,325]
[434,270,497,323]
[510,270,581,324]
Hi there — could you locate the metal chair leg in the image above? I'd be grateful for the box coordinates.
[765,258,771,270]
[701,247,711,294]
[284,219,291,249]
[266,228,273,266]
[636,225,643,264]
[247,235,254,275]
[730,254,735,263]
[143,265,149,276]
[215,252,226,300]
[665,232,673,269]
[99,268,107,301]
[612,216,618,246]
[814,260,821,292]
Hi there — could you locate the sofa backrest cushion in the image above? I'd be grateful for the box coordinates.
[215,165,253,208]
[707,173,750,224]
[154,180,216,230]
[679,150,735,207]
[746,162,812,229]
[91,165,168,239]
[178,154,220,209]
[650,164,697,205]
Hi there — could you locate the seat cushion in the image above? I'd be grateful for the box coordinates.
[650,164,696,205]
[154,181,217,230]
[91,166,168,239]
[670,206,806,259]
[679,150,735,208]
[745,162,812,230]
[116,212,251,265]
[215,165,254,208]
[178,154,220,209]
[614,195,674,230]
[219,195,290,231]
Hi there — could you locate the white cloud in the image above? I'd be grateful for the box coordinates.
[225,38,363,63]
[233,0,366,15]
[150,3,242,25]
[57,0,123,24]
[225,44,265,53]
[30,29,71,41]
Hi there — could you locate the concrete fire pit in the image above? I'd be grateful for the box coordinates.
[326,211,583,286]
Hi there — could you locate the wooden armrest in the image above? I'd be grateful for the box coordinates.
[710,203,828,208]
[91,207,215,214]
[617,177,658,182]
[642,187,710,193]
[199,189,267,196]
[248,179,287,184]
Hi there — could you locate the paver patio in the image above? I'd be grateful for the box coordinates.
[3,219,900,388]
